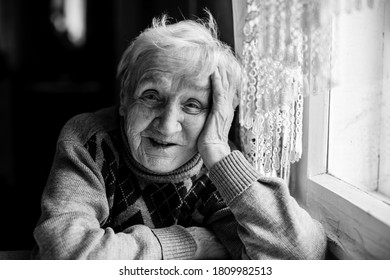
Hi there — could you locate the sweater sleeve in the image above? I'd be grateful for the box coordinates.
[33,140,196,259]
[208,151,327,260]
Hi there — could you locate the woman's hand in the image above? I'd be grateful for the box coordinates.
[197,67,236,169]
[187,227,230,259]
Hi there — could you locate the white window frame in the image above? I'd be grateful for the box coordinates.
[294,1,390,260]
[295,84,390,259]
[295,0,390,259]
[232,0,390,259]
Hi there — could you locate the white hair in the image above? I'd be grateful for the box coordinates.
[117,12,242,101]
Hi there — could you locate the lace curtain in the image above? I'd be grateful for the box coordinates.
[238,0,372,180]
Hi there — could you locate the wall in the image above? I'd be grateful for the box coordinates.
[0,0,235,251]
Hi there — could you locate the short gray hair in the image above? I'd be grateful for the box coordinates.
[117,12,242,102]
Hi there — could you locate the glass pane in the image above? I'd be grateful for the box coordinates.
[328,1,385,192]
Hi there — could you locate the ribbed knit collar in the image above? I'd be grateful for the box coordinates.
[119,113,204,184]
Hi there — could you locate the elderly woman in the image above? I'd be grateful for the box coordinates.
[32,14,326,259]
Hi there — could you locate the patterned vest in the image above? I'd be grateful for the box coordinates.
[83,117,227,232]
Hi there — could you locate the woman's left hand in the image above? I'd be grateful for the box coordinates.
[197,67,236,169]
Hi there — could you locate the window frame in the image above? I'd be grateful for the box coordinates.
[232,0,390,259]
[295,83,390,259]
[294,0,390,259]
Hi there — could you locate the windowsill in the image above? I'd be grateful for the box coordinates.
[306,173,390,259]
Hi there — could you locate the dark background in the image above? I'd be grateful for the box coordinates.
[0,0,235,251]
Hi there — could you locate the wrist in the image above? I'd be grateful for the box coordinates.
[199,144,231,169]
[151,225,197,260]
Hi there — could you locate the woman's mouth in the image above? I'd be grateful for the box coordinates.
[148,137,176,148]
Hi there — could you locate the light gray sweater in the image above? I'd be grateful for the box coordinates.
[32,106,327,259]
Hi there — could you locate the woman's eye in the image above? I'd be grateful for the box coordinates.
[140,91,160,103]
[183,100,204,114]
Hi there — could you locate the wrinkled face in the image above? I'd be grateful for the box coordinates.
[120,69,210,173]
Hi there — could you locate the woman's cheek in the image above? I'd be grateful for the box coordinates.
[186,113,208,142]
[125,104,155,140]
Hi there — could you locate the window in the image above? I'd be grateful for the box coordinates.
[328,2,390,197]
[233,0,390,259]
[295,0,390,259]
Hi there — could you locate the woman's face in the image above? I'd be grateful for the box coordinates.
[120,69,210,173]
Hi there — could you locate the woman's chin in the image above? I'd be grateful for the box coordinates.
[140,157,180,173]
[132,144,197,173]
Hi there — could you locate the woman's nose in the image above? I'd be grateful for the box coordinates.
[153,105,182,136]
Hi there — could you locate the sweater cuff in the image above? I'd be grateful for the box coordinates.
[151,225,197,260]
[209,150,263,204]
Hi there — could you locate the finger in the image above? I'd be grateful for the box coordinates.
[218,66,229,90]
[211,70,224,98]
[232,89,240,109]
[212,68,223,90]
[225,70,235,105]
[211,70,227,110]
[219,67,236,110]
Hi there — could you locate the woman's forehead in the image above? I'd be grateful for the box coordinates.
[139,68,210,93]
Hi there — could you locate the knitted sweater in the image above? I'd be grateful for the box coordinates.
[32,106,327,259]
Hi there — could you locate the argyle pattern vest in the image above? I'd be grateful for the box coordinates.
[83,124,226,233]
